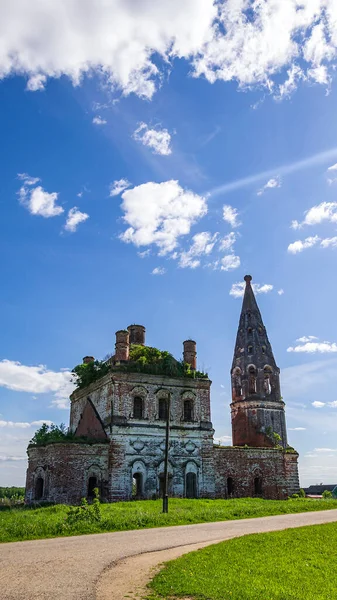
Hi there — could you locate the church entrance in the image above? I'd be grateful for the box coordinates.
[35,477,44,501]
[87,476,98,499]
[186,472,197,498]
[132,472,143,499]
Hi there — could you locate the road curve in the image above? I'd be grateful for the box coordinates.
[1,509,337,600]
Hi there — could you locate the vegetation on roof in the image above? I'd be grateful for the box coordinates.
[28,423,109,447]
[71,344,208,390]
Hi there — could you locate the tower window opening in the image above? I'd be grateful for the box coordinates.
[227,477,234,497]
[133,396,143,419]
[158,398,168,420]
[248,327,252,335]
[233,368,242,397]
[248,345,253,354]
[248,366,257,394]
[262,346,266,354]
[264,366,272,395]
[184,399,193,422]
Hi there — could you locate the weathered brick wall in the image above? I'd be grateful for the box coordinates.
[25,443,109,504]
[213,446,299,500]
[231,399,288,448]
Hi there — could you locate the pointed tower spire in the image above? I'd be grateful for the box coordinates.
[230,275,288,448]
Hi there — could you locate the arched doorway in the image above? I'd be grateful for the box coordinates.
[254,477,263,496]
[227,476,234,497]
[35,477,44,501]
[186,472,197,498]
[132,472,143,499]
[88,476,98,499]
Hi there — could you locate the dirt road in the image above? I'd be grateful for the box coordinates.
[1,509,337,600]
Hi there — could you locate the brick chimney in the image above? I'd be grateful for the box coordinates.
[183,340,197,370]
[127,324,146,346]
[115,330,130,362]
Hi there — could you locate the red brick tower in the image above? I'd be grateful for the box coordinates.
[230,275,288,448]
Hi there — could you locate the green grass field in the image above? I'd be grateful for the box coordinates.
[1,497,337,543]
[147,521,337,600]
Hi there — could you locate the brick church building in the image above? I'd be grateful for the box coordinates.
[25,276,299,504]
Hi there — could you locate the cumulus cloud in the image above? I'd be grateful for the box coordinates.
[257,176,281,196]
[64,207,89,232]
[1,2,337,100]
[287,236,320,254]
[222,205,240,228]
[220,255,240,272]
[0,420,53,429]
[321,236,337,248]
[133,123,172,155]
[0,359,75,408]
[230,282,273,298]
[119,180,207,255]
[288,338,337,353]
[92,116,107,125]
[327,162,337,171]
[312,401,326,408]
[179,231,218,269]
[18,175,64,218]
[291,202,337,229]
[109,179,131,197]
[278,289,284,295]
[151,266,166,275]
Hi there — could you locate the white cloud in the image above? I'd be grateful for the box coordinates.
[288,339,337,353]
[214,435,232,445]
[257,176,281,196]
[219,232,236,252]
[26,74,47,91]
[296,336,318,343]
[312,401,326,408]
[0,420,53,429]
[179,231,218,269]
[321,236,337,248]
[314,447,337,453]
[222,205,240,228]
[287,236,320,254]
[133,123,172,155]
[0,359,75,408]
[278,289,284,295]
[230,282,273,298]
[1,1,337,101]
[328,162,337,171]
[109,179,131,197]
[138,249,150,258]
[220,255,240,272]
[291,202,337,229]
[119,180,207,255]
[0,456,26,462]
[289,427,306,431]
[151,266,166,275]
[329,401,337,408]
[64,207,89,232]
[18,177,64,218]
[92,116,107,125]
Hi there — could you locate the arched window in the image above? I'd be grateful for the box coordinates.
[248,345,253,354]
[88,476,98,499]
[132,473,142,499]
[254,477,263,496]
[35,477,44,501]
[248,366,257,394]
[186,472,197,498]
[232,367,242,397]
[184,399,193,421]
[248,327,252,335]
[264,366,272,395]
[262,345,266,354]
[227,477,234,497]
[133,396,143,419]
[159,398,168,420]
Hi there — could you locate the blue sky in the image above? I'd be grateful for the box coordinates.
[1,0,337,487]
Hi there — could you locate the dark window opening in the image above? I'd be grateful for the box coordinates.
[35,477,44,501]
[184,399,193,421]
[227,477,234,497]
[133,396,143,419]
[254,477,263,496]
[248,327,252,334]
[88,476,98,499]
[248,345,253,354]
[247,312,251,320]
[132,472,142,498]
[186,472,197,498]
[248,366,257,394]
[262,346,266,354]
[233,368,242,397]
[159,398,168,420]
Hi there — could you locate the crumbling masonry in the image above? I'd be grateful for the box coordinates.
[25,276,300,504]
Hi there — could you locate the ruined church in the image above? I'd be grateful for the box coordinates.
[25,276,300,504]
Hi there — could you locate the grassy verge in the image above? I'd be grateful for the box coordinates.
[147,521,337,600]
[1,497,337,544]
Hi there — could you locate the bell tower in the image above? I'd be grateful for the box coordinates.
[230,275,288,448]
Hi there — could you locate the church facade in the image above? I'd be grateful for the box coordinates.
[25,276,300,504]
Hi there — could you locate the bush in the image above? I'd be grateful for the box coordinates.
[72,360,110,389]
[291,493,299,499]
[29,423,74,446]
[299,488,306,498]
[322,490,333,499]
[65,488,101,526]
